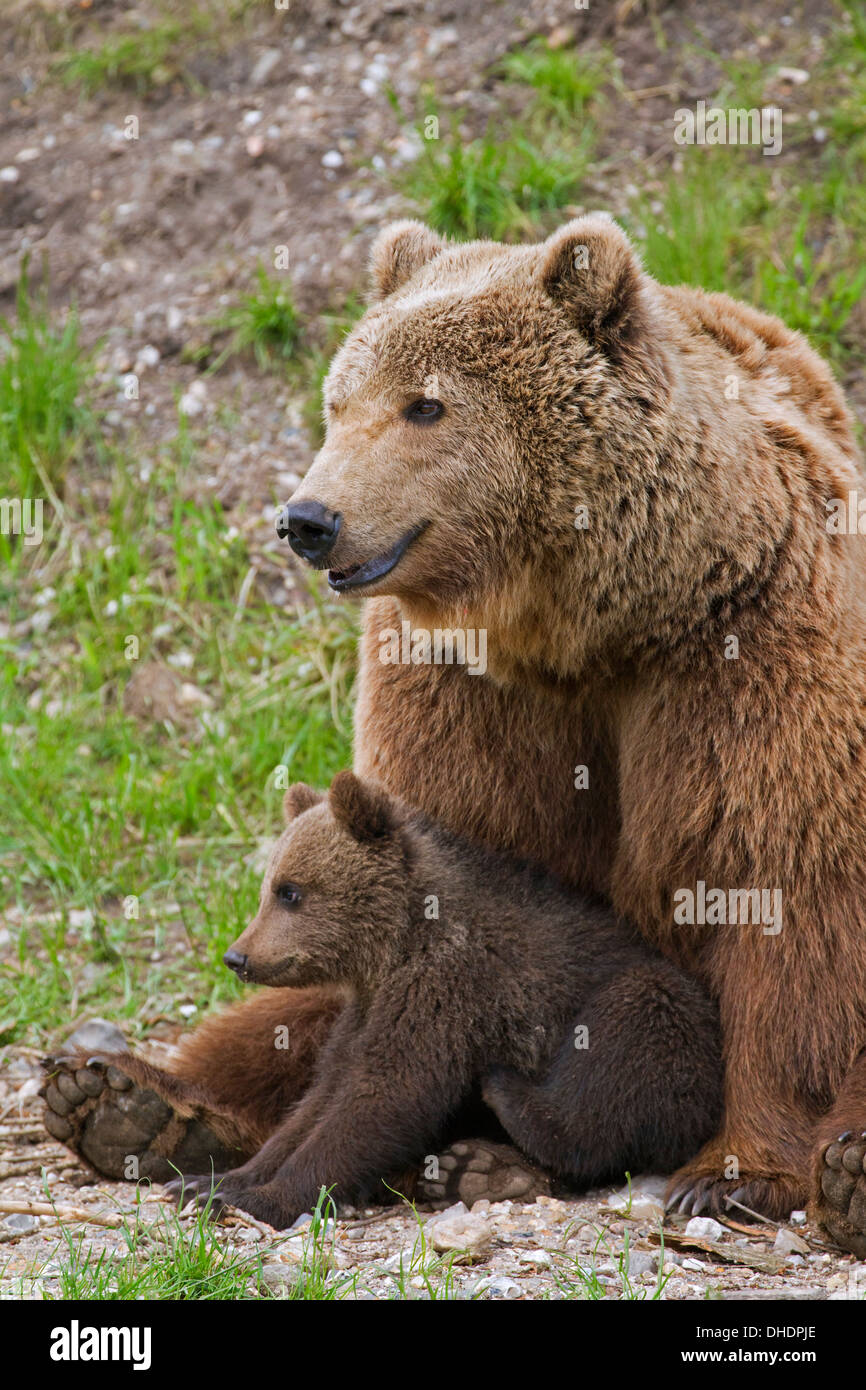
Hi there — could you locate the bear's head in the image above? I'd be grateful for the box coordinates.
[224,772,410,988]
[281,214,686,676]
[280,215,855,682]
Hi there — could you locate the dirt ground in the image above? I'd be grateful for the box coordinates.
[2,1038,863,1299]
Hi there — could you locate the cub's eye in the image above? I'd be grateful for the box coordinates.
[406,398,444,424]
[276,883,302,908]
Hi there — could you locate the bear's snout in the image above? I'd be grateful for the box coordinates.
[278,498,342,566]
[223,947,249,979]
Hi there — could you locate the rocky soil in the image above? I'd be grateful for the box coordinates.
[1,1033,864,1299]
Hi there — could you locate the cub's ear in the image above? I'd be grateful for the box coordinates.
[329,771,396,842]
[369,220,445,300]
[539,214,647,352]
[283,783,322,823]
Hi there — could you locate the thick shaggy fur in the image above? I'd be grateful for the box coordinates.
[289,217,866,1244]
[57,217,866,1247]
[168,774,721,1228]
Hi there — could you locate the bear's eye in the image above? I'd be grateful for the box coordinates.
[276,883,302,908]
[406,398,444,424]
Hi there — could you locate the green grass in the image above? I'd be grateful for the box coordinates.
[42,1188,264,1300]
[394,41,610,241]
[54,18,210,96]
[632,147,770,294]
[0,276,355,1047]
[50,1,259,96]
[0,261,98,497]
[498,39,612,118]
[552,1198,672,1302]
[294,294,365,446]
[630,31,866,366]
[207,267,305,373]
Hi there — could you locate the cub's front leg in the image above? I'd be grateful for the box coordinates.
[168,1008,357,1213]
[214,995,474,1228]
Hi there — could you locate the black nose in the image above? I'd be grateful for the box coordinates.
[223,948,248,976]
[277,499,342,565]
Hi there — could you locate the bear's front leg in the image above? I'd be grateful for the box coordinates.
[664,997,811,1223]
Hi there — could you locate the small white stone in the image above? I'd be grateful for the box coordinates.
[773,1227,810,1256]
[426,1206,491,1255]
[321,150,344,169]
[516,1248,551,1267]
[0,166,20,183]
[474,1274,520,1298]
[684,1216,725,1241]
[607,1190,666,1221]
[135,344,160,370]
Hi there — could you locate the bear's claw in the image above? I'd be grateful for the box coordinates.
[665,1171,805,1224]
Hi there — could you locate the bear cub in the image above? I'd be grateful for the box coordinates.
[171,772,723,1229]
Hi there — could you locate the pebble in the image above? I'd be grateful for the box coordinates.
[627,1250,656,1278]
[179,380,208,417]
[774,1227,810,1256]
[426,1202,492,1255]
[607,1190,665,1220]
[250,49,281,87]
[134,345,160,372]
[515,1249,551,1267]
[474,1274,521,1298]
[684,1216,725,1241]
[321,150,344,169]
[3,1214,39,1234]
[64,1018,129,1054]
[0,167,20,183]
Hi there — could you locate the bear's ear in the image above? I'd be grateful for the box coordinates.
[283,783,322,823]
[369,220,445,300]
[539,214,647,352]
[329,771,396,843]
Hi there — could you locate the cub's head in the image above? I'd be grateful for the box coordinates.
[224,772,410,988]
[279,215,670,631]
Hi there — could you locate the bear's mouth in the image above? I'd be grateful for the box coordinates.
[328,522,428,593]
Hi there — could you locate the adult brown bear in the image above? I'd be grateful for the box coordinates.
[45,216,866,1254]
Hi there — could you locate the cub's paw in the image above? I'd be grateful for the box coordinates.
[166,1172,294,1229]
[40,1054,238,1183]
[165,1172,230,1212]
[666,1167,805,1223]
[814,1131,866,1259]
[416,1138,551,1209]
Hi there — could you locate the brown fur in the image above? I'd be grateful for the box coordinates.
[168,774,721,1228]
[284,217,866,1239]
[105,216,866,1244]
